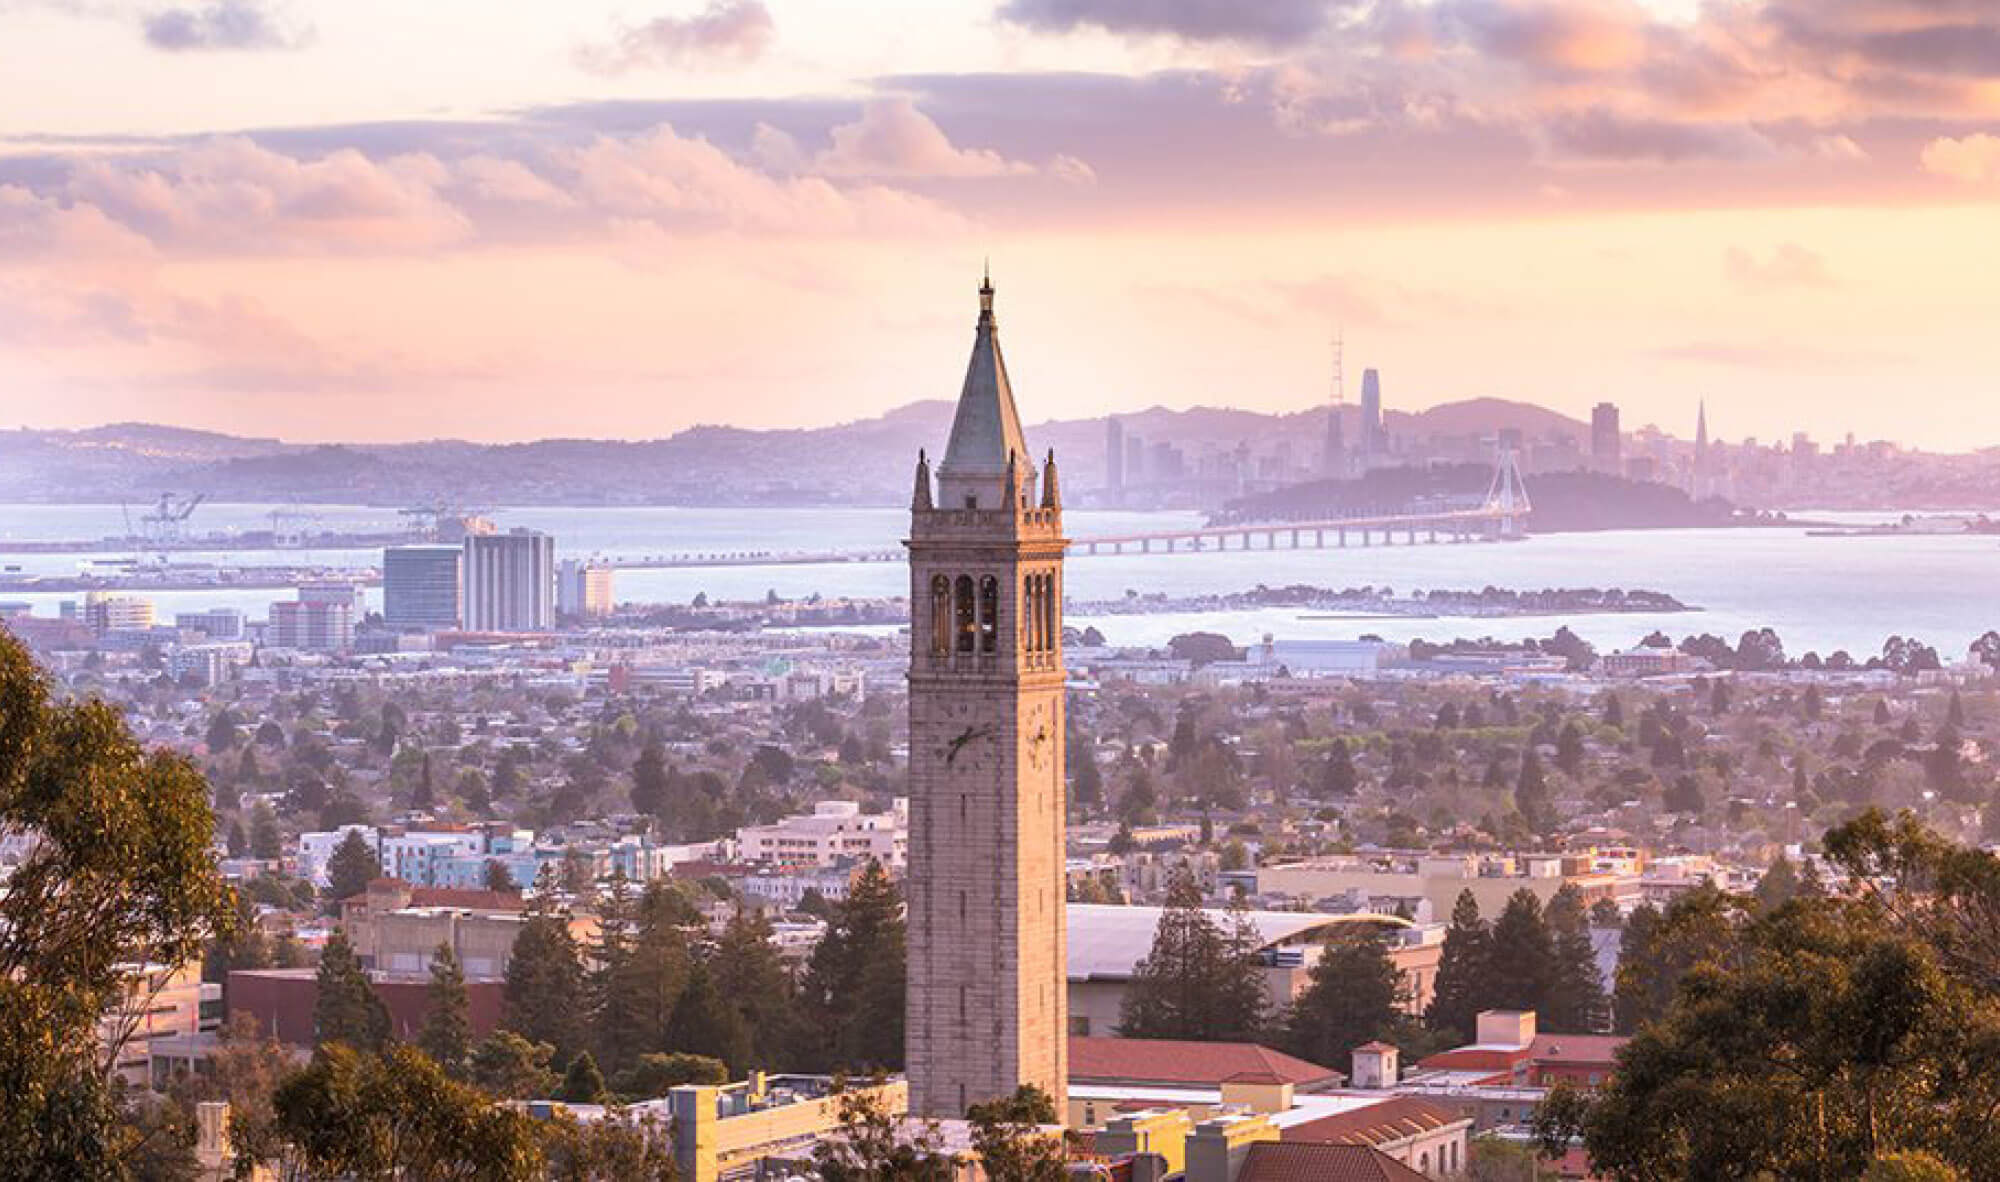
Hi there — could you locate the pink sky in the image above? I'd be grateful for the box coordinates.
[2,0,1998,448]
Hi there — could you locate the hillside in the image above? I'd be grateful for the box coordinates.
[0,397,1597,507]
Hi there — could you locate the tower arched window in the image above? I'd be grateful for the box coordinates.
[979,576,999,653]
[1040,573,1057,653]
[930,575,951,655]
[1024,575,1040,651]
[954,575,976,653]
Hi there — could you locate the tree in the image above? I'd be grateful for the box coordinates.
[469,1031,561,1100]
[813,1084,953,1182]
[556,1051,608,1104]
[612,1052,728,1100]
[800,861,907,1071]
[1543,885,1609,1033]
[273,1044,544,1180]
[1485,889,1556,1014]
[1753,854,1805,913]
[629,741,670,818]
[709,908,800,1071]
[315,928,390,1052]
[0,622,244,1175]
[666,959,751,1072]
[1117,869,1265,1042]
[1610,885,1739,1035]
[484,859,517,894]
[595,879,695,1075]
[420,942,472,1078]
[1320,738,1360,798]
[1426,890,1491,1044]
[1282,928,1406,1068]
[1555,721,1587,777]
[166,1009,292,1175]
[1515,748,1554,836]
[247,802,282,860]
[325,828,381,905]
[502,906,587,1062]
[967,1084,1066,1182]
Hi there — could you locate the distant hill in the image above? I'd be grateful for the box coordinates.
[0,397,1601,507]
[1217,465,1739,533]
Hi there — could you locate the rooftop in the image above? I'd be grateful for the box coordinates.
[1070,1036,1342,1090]
[1238,1142,1432,1182]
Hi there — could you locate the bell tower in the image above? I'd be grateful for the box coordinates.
[905,273,1068,1118]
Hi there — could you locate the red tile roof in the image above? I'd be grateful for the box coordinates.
[1069,1037,1342,1090]
[1281,1097,1463,1148]
[408,886,524,911]
[1238,1142,1432,1182]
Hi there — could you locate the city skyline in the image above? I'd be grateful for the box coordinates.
[3,1,1999,449]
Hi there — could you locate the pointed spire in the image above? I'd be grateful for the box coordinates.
[939,270,1033,510]
[1041,448,1061,509]
[912,448,933,511]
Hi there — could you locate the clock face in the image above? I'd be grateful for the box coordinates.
[1025,703,1051,771]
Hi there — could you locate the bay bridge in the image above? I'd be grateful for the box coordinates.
[607,450,1532,572]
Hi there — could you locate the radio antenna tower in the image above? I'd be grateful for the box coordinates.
[1331,328,1345,410]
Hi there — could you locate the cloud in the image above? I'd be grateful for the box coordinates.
[142,0,307,51]
[574,0,774,74]
[996,0,1342,48]
[814,99,1037,179]
[1650,342,1909,373]
[1921,133,2000,183]
[1725,244,1835,291]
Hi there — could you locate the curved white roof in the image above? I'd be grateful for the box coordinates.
[1066,903,1411,981]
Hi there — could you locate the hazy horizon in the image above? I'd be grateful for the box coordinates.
[6,0,1999,448]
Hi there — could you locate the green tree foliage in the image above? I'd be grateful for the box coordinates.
[540,1110,678,1181]
[813,1085,953,1182]
[628,741,670,818]
[0,632,237,1175]
[801,861,907,1071]
[1485,889,1557,1014]
[967,1084,1067,1182]
[1117,869,1266,1042]
[1320,738,1360,798]
[1610,885,1739,1035]
[273,1044,543,1180]
[325,828,382,905]
[503,905,588,1063]
[611,1052,729,1099]
[1426,890,1491,1044]
[594,879,697,1075]
[1557,811,2000,1179]
[469,1031,561,1100]
[315,928,390,1052]
[1282,927,1407,1067]
[556,1052,608,1104]
[709,907,800,1072]
[420,942,472,1078]
[1543,884,1609,1033]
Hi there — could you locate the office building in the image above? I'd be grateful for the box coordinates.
[1591,402,1621,474]
[463,530,555,633]
[269,597,354,652]
[82,592,154,636]
[556,559,615,619]
[174,608,244,640]
[1105,417,1125,495]
[383,544,463,630]
[905,274,1068,1117]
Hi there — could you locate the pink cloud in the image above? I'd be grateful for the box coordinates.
[814,99,1038,179]
[574,0,775,75]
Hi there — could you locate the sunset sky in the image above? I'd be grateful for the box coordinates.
[3,0,1998,447]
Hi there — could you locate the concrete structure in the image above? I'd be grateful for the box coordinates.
[228,967,505,1046]
[664,1075,909,1182]
[82,591,154,635]
[383,544,463,630]
[557,558,616,618]
[169,641,253,686]
[1255,853,1634,922]
[735,798,907,869]
[102,962,221,1087]
[174,607,245,640]
[905,274,1068,1118]
[464,529,555,632]
[269,596,354,651]
[1591,402,1621,474]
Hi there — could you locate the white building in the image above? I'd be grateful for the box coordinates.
[735,799,907,870]
[465,530,556,632]
[379,831,487,886]
[169,642,254,686]
[296,825,379,886]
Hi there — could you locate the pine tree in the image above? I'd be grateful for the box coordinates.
[1283,928,1405,1068]
[666,959,751,1071]
[419,941,471,1077]
[1116,869,1264,1041]
[1320,739,1359,797]
[1425,890,1491,1043]
[502,902,587,1062]
[1485,889,1557,1015]
[1611,903,1662,1034]
[710,907,800,1070]
[324,828,381,905]
[595,879,693,1074]
[556,1051,608,1104]
[1543,885,1609,1033]
[315,928,389,1051]
[411,752,435,812]
[1555,721,1586,777]
[630,741,670,818]
[800,860,906,1071]
[249,799,282,860]
[1515,748,1554,837]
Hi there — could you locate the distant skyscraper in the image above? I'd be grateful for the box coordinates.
[1693,402,1711,496]
[463,530,555,632]
[269,597,353,651]
[1124,434,1145,483]
[1591,402,1621,474]
[383,544,463,630]
[1323,405,1347,478]
[1360,368,1384,455]
[905,275,1066,1119]
[557,559,615,618]
[1105,417,1125,495]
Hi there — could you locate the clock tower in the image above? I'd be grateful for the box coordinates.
[905,273,1068,1118]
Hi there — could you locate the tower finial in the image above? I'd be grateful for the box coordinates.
[979,261,994,319]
